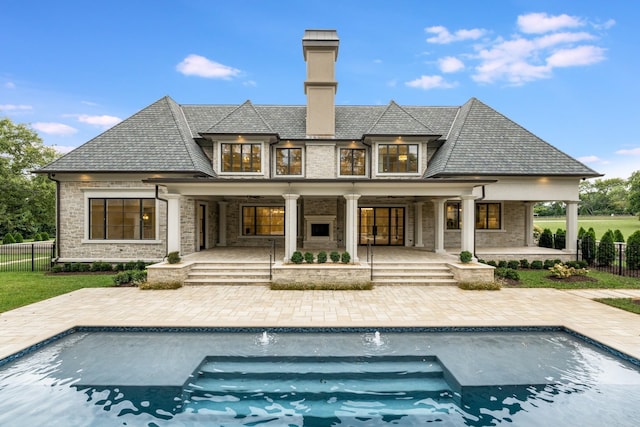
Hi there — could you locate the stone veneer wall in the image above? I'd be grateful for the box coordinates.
[305,144,336,178]
[180,197,196,255]
[57,180,167,262]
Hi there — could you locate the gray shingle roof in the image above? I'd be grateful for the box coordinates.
[424,98,600,177]
[39,96,599,178]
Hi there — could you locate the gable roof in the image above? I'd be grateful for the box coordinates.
[39,96,600,178]
[38,96,216,176]
[425,98,600,178]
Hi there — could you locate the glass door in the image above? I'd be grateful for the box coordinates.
[358,207,404,246]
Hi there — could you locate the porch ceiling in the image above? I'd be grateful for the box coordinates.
[143,178,496,197]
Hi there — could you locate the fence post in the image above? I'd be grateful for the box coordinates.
[31,243,35,272]
[618,243,623,276]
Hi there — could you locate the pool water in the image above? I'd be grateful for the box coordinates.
[0,328,639,426]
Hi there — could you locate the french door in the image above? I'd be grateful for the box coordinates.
[358,207,404,246]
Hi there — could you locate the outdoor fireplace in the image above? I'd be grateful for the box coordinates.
[304,215,336,248]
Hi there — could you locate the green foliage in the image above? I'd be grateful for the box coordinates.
[12,232,23,243]
[578,226,586,239]
[341,251,351,264]
[507,260,519,270]
[519,259,530,269]
[40,231,49,241]
[90,261,113,272]
[495,268,520,281]
[543,259,555,269]
[581,227,597,265]
[329,251,340,263]
[597,230,616,267]
[539,228,554,248]
[0,118,59,239]
[317,251,327,264]
[33,232,43,241]
[139,281,182,290]
[497,260,507,268]
[595,298,640,315]
[458,281,501,290]
[530,260,544,270]
[613,229,625,243]
[303,252,315,264]
[486,260,497,267]
[459,250,472,263]
[113,270,147,286]
[167,251,181,264]
[628,171,640,216]
[626,230,640,270]
[290,251,303,264]
[553,228,565,249]
[3,233,16,244]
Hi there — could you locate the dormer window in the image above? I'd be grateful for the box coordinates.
[378,144,418,173]
[275,147,302,176]
[221,143,262,173]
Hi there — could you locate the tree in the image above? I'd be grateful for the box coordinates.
[579,178,629,215]
[629,171,640,218]
[597,230,615,267]
[0,118,58,238]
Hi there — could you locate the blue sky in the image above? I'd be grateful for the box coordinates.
[1,0,638,179]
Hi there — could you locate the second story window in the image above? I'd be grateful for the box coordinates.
[275,148,302,175]
[221,143,261,173]
[378,144,418,173]
[340,148,366,176]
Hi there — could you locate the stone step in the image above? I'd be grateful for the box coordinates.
[184,277,270,285]
[374,278,458,286]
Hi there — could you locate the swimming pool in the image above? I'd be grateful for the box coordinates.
[0,327,639,426]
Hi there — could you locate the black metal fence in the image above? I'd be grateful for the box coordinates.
[0,242,55,272]
[577,237,640,278]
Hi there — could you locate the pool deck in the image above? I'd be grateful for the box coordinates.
[1,285,640,363]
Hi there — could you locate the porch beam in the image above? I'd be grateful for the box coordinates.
[344,194,361,262]
[283,194,300,262]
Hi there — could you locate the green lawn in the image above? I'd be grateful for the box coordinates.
[512,269,640,289]
[535,215,640,240]
[0,272,115,313]
[595,298,640,315]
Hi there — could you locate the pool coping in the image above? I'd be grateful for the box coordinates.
[2,325,639,369]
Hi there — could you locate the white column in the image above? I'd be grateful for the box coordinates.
[165,194,181,255]
[432,198,446,253]
[524,202,535,247]
[283,194,300,262]
[344,194,361,262]
[460,195,476,254]
[217,201,227,247]
[565,201,578,252]
[414,202,424,248]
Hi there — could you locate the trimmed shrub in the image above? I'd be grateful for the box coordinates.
[91,261,112,272]
[530,260,544,270]
[519,259,530,269]
[134,260,147,270]
[459,281,501,291]
[113,270,147,286]
[139,281,182,290]
[51,264,63,273]
[40,232,49,241]
[13,232,23,243]
[578,226,586,239]
[581,227,597,265]
[613,229,625,243]
[554,228,565,250]
[497,260,508,268]
[626,230,640,270]
[304,252,315,264]
[317,251,327,264]
[330,251,340,263]
[167,251,181,264]
[507,260,519,270]
[290,251,304,264]
[486,260,497,267]
[115,263,125,272]
[459,250,473,263]
[539,228,554,248]
[341,251,351,264]
[477,259,486,264]
[78,263,91,272]
[495,268,520,281]
[33,233,43,241]
[597,230,615,267]
[3,233,16,244]
[549,263,589,279]
[543,259,555,269]
[125,261,138,270]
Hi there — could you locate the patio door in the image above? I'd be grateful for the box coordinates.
[358,207,404,246]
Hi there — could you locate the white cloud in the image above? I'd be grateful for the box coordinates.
[518,12,584,34]
[406,75,457,90]
[577,155,602,163]
[76,114,122,128]
[616,148,640,156]
[32,122,77,135]
[594,19,616,30]
[425,26,486,44]
[4,82,16,89]
[0,104,32,111]
[176,54,241,79]
[546,45,606,67]
[438,56,465,73]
